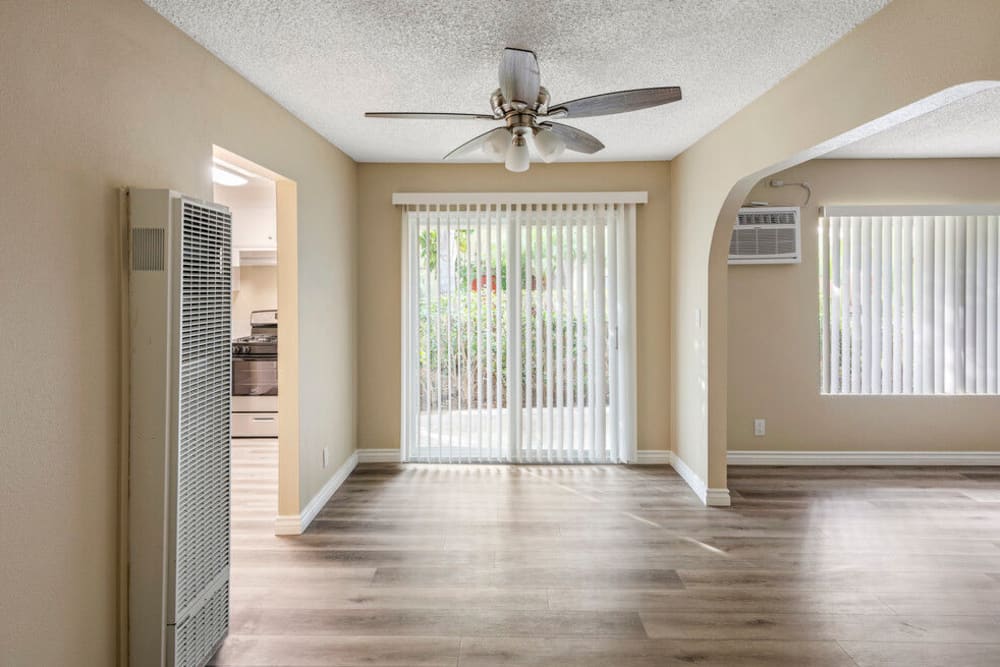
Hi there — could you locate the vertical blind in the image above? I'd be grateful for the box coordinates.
[820,206,1000,395]
[399,195,640,463]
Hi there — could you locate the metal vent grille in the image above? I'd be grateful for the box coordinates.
[175,198,231,661]
[730,206,800,264]
[174,581,229,667]
[132,227,165,271]
[729,227,798,256]
[737,210,797,226]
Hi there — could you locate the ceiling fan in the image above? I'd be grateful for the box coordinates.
[365,48,682,172]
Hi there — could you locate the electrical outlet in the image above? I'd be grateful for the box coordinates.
[322,447,329,468]
[754,419,766,437]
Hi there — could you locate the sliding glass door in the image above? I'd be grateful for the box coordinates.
[400,200,637,463]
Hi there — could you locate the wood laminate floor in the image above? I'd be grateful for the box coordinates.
[213,442,1000,666]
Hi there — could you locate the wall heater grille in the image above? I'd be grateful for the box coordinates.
[129,189,232,667]
[176,201,232,621]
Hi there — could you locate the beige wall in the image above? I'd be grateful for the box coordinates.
[0,1,357,664]
[729,159,1000,452]
[357,162,671,454]
[670,0,1000,492]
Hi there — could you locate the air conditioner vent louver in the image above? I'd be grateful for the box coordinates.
[729,206,801,265]
[737,210,797,226]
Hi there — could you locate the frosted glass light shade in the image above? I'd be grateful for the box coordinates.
[482,129,511,161]
[505,135,530,172]
[534,129,565,162]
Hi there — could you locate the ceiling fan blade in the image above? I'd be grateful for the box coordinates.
[499,48,540,106]
[542,122,604,154]
[365,112,497,120]
[443,127,511,160]
[549,86,682,119]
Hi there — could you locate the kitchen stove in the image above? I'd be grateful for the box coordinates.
[232,309,278,437]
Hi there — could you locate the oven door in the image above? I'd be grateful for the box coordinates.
[232,357,278,396]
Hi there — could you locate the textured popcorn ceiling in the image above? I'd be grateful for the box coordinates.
[826,86,1000,159]
[145,0,889,163]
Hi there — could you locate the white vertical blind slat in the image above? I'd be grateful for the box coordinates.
[495,203,504,461]
[880,218,893,393]
[987,216,998,393]
[587,211,602,461]
[433,205,442,459]
[621,204,638,462]
[901,217,913,393]
[417,210,425,459]
[446,207,455,461]
[475,204,485,460]
[483,206,494,459]
[944,217,957,393]
[891,216,902,393]
[975,216,988,394]
[912,219,923,393]
[921,216,935,393]
[869,218,882,392]
[522,209,534,461]
[507,204,521,461]
[574,207,586,460]
[844,219,855,391]
[548,205,559,462]
[819,213,830,393]
[934,217,945,393]
[594,205,608,461]
[955,217,967,394]
[828,219,841,394]
[606,204,620,462]
[463,210,472,463]
[535,209,545,461]
[556,205,567,460]
[565,206,577,461]
[859,217,871,393]
[849,216,862,393]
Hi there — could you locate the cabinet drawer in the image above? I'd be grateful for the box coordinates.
[231,412,278,438]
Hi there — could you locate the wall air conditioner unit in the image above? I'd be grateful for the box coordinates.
[728,206,801,264]
[128,189,232,667]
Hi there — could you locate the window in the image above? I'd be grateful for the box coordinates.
[819,206,1000,395]
[397,193,641,463]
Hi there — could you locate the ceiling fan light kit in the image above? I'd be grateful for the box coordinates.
[505,134,531,172]
[366,48,681,172]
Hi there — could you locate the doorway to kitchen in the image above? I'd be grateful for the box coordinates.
[400,193,641,463]
[212,146,298,532]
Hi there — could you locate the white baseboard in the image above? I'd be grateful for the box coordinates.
[667,451,731,507]
[728,450,1000,466]
[356,448,402,463]
[704,487,732,506]
[635,449,730,507]
[274,451,358,536]
[634,449,671,464]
